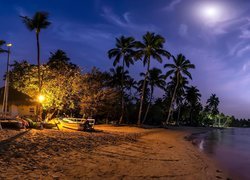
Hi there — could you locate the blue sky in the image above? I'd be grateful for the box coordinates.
[1,0,250,118]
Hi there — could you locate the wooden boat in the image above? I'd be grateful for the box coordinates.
[57,118,95,131]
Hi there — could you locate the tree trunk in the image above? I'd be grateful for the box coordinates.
[36,31,42,122]
[137,60,150,126]
[142,86,153,125]
[177,105,181,126]
[45,109,57,122]
[165,72,179,126]
[119,59,125,124]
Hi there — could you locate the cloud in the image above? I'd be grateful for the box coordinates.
[15,6,29,16]
[101,6,159,33]
[178,24,188,37]
[236,45,250,57]
[164,0,182,11]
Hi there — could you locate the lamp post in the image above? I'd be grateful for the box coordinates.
[2,43,12,119]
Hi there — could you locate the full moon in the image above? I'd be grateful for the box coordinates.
[203,5,220,19]
[195,3,225,24]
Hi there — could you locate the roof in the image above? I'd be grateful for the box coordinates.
[0,87,36,106]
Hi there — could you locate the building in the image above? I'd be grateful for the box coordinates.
[0,87,37,118]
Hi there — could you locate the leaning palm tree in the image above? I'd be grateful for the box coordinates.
[108,36,136,124]
[136,32,171,125]
[167,75,189,125]
[141,68,166,124]
[20,12,51,95]
[164,54,195,125]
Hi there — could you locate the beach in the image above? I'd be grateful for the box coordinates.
[0,125,230,179]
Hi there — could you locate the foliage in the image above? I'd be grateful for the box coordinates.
[80,67,120,121]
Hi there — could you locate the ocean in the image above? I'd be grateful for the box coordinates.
[198,128,250,179]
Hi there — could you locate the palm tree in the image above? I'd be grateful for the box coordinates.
[167,76,189,125]
[141,68,166,124]
[136,32,171,125]
[108,36,136,124]
[20,12,50,122]
[205,94,220,115]
[185,86,201,125]
[164,54,195,125]
[20,12,51,95]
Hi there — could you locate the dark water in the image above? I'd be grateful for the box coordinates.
[198,128,250,180]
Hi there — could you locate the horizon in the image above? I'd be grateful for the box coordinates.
[1,0,250,118]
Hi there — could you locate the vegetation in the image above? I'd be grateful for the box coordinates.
[1,11,240,128]
[20,12,51,121]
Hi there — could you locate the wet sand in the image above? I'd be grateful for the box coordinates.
[0,125,230,179]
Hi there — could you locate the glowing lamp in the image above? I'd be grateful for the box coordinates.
[6,43,12,47]
[38,95,45,103]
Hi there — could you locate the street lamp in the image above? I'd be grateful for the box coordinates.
[38,94,45,103]
[2,43,12,118]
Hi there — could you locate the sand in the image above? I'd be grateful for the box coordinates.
[0,125,230,179]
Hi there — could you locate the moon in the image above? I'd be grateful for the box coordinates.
[195,2,226,24]
[202,5,220,20]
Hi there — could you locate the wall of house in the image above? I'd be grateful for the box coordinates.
[0,104,36,118]
[17,105,36,117]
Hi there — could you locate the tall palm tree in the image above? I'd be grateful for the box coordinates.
[108,36,136,124]
[20,12,50,121]
[136,32,171,125]
[141,68,166,124]
[205,94,220,115]
[185,86,201,124]
[164,54,195,125]
[20,12,51,95]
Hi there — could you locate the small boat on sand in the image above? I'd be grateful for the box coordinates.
[56,118,95,131]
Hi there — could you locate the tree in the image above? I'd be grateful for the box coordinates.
[136,32,171,125]
[20,12,51,120]
[47,49,77,70]
[108,36,136,124]
[205,94,220,115]
[141,68,166,124]
[8,57,82,121]
[185,86,202,125]
[80,68,120,121]
[164,54,195,125]
[167,76,189,125]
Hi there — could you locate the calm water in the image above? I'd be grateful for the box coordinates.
[198,128,250,179]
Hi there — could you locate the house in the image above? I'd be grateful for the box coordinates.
[0,87,37,118]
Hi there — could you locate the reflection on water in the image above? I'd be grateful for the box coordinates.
[198,128,250,180]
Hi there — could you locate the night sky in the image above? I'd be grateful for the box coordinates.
[1,0,250,118]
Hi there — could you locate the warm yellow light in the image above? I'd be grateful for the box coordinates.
[38,95,45,102]
[6,43,12,47]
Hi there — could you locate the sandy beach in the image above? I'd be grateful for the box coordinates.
[0,125,230,179]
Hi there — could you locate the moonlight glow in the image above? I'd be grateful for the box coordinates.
[196,3,226,24]
[203,5,220,19]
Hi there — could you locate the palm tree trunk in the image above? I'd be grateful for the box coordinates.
[138,60,150,126]
[165,72,179,126]
[36,32,41,93]
[36,31,42,122]
[142,87,153,125]
[189,107,192,125]
[177,105,181,126]
[119,59,125,124]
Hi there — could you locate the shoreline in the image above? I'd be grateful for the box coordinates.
[0,125,231,179]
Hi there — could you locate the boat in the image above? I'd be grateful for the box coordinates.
[57,118,95,131]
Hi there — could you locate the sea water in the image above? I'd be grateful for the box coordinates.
[199,128,250,179]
